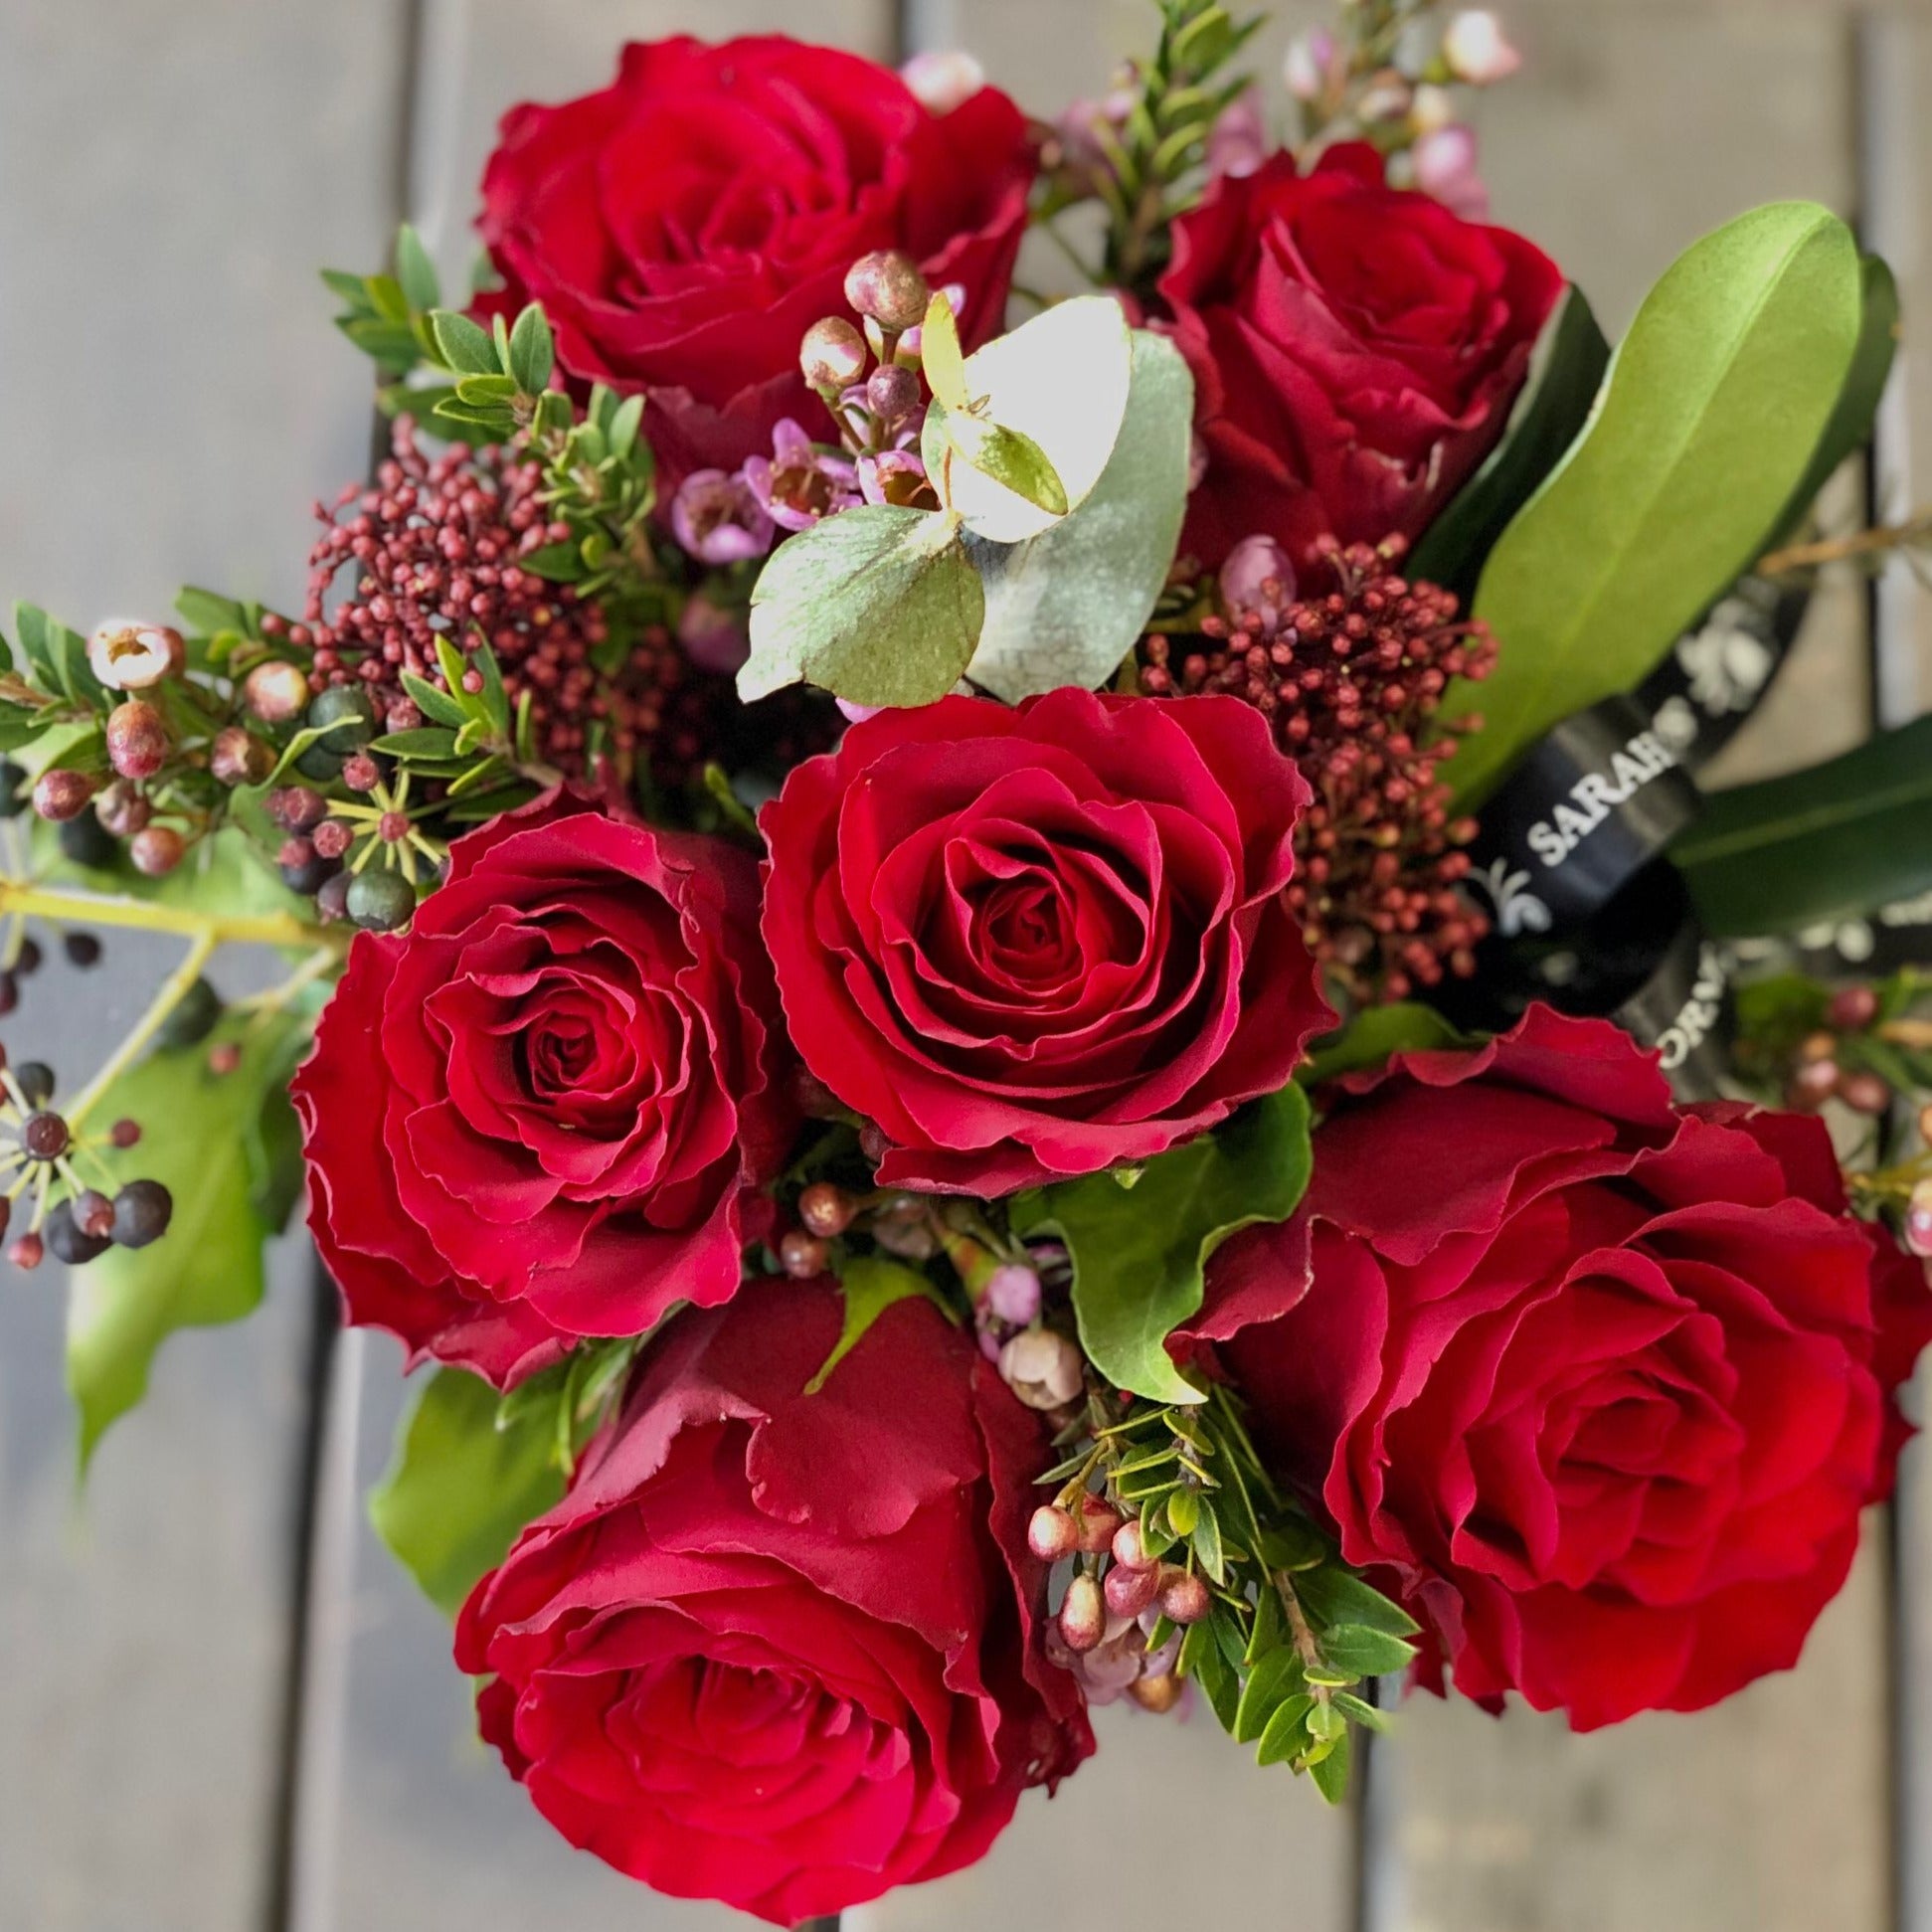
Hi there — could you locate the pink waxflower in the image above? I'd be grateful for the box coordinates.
[1443,10,1523,86]
[1412,123,1491,220]
[744,420,862,533]
[668,468,774,565]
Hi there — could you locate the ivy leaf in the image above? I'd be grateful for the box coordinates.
[66,1015,308,1470]
[924,295,1135,545]
[963,330,1194,703]
[1439,203,1864,806]
[739,504,983,708]
[1013,1085,1314,1404]
[1408,286,1611,598]
[1298,1003,1466,1088]
[805,1254,954,1395]
[369,1365,567,1617]
[1673,713,1932,936]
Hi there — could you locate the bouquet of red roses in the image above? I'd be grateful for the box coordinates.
[6,2,1932,1923]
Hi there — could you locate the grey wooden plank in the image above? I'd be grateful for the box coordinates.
[0,3,406,1928]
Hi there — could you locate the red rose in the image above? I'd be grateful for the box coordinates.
[455,1279,1093,1925]
[293,792,791,1388]
[478,36,1035,479]
[1158,143,1563,572]
[1181,1006,1932,1729]
[760,690,1329,1194]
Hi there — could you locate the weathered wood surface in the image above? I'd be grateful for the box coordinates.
[0,4,405,1930]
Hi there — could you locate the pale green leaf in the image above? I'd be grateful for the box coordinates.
[1440,204,1863,805]
[739,505,983,707]
[921,290,968,413]
[944,416,1068,516]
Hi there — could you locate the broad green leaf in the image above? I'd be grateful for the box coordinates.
[67,1014,308,1468]
[1440,204,1863,806]
[1673,713,1932,936]
[1012,1084,1314,1404]
[174,586,252,637]
[508,302,555,396]
[1408,287,1610,597]
[924,295,1135,545]
[1317,1623,1418,1678]
[805,1254,953,1394]
[963,330,1194,703]
[943,417,1069,516]
[1233,1646,1307,1744]
[920,290,968,412]
[369,1366,567,1616]
[740,505,983,707]
[1254,1693,1317,1767]
[1298,1003,1466,1088]
[430,309,500,378]
[1290,1565,1422,1639]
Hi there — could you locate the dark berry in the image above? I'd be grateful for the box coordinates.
[314,871,353,923]
[73,1189,114,1240]
[155,976,222,1049]
[62,932,101,968]
[58,806,117,870]
[111,1179,173,1249]
[15,938,41,975]
[14,1061,54,1106]
[0,971,17,1018]
[22,1111,69,1159]
[278,836,332,896]
[46,1199,110,1266]
[293,742,345,784]
[345,869,416,932]
[0,758,27,817]
[266,787,328,832]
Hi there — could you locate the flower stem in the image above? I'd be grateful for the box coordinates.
[65,929,220,1132]
[0,878,345,953]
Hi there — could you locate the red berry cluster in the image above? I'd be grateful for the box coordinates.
[1140,537,1497,1002]
[297,418,703,782]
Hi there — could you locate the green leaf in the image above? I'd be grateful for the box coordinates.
[943,416,1068,516]
[1298,1003,1466,1088]
[739,505,984,708]
[507,302,557,396]
[1233,1646,1306,1744]
[921,290,969,412]
[1673,713,1932,936]
[13,603,103,706]
[67,1016,308,1469]
[924,295,1135,545]
[805,1254,951,1394]
[1440,204,1864,806]
[430,309,501,378]
[1309,1726,1353,1804]
[1408,286,1611,597]
[399,669,472,729]
[1771,252,1899,542]
[394,224,440,313]
[369,1366,567,1617]
[1332,1689,1394,1734]
[1317,1622,1419,1678]
[963,330,1194,703]
[174,586,252,638]
[1255,1694,1317,1767]
[371,726,460,759]
[1013,1084,1314,1403]
[1290,1565,1422,1639]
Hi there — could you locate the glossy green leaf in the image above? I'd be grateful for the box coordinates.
[1290,1565,1422,1639]
[1309,1726,1353,1804]
[394,224,440,313]
[1408,286,1611,597]
[963,330,1194,703]
[67,1015,308,1469]
[1298,1003,1466,1088]
[1254,1693,1317,1767]
[805,1254,953,1394]
[1317,1623,1418,1678]
[1013,1084,1314,1404]
[1440,204,1864,806]
[508,301,555,397]
[1673,713,1932,936]
[740,505,983,707]
[1233,1647,1307,1744]
[430,309,500,378]
[369,1366,567,1617]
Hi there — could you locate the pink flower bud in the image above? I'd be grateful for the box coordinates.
[1412,124,1490,221]
[1028,1503,1079,1561]
[1104,1558,1161,1619]
[32,770,94,822]
[800,316,869,392]
[900,48,985,116]
[998,1326,1084,1410]
[243,659,310,725]
[843,250,930,332]
[1158,1568,1211,1626]
[1058,1573,1105,1653]
[94,781,150,837]
[1219,534,1298,636]
[129,825,187,877]
[1073,1493,1124,1555]
[1284,28,1334,102]
[210,726,271,787]
[106,700,169,781]
[88,621,182,691]
[1443,10,1522,85]
[1112,1519,1153,1570]
[984,1262,1042,1326]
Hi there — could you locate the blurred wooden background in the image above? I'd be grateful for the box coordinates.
[0,2,1928,1928]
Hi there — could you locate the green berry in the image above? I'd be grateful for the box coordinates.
[346,869,416,933]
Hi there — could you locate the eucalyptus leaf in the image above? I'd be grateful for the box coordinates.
[943,416,1068,516]
[1672,712,1932,936]
[739,505,983,708]
[1440,203,1864,806]
[369,1365,566,1617]
[963,330,1194,703]
[1408,286,1611,598]
[1012,1084,1314,1404]
[924,295,1135,545]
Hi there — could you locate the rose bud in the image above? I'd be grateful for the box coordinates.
[843,249,930,331]
[32,770,94,822]
[88,621,183,691]
[1112,1519,1152,1570]
[1157,1569,1212,1626]
[106,700,170,781]
[1073,1491,1124,1554]
[94,781,152,838]
[210,725,272,787]
[799,316,869,392]
[796,1180,857,1237]
[129,825,187,877]
[243,659,310,724]
[1104,1557,1161,1620]
[1058,1572,1105,1654]
[1028,1503,1079,1562]
[998,1325,1084,1410]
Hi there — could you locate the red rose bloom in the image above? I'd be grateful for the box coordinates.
[1181,1006,1932,1730]
[455,1279,1093,1925]
[293,792,791,1388]
[478,36,1035,479]
[760,690,1329,1194]
[1159,143,1564,571]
